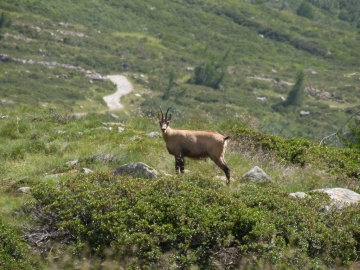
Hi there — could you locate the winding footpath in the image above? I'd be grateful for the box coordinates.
[3,54,134,111]
[103,75,134,110]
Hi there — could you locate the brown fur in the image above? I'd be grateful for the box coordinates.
[158,107,231,185]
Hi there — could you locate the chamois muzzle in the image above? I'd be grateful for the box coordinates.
[161,123,167,133]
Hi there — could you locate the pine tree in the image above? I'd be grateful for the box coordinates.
[193,48,230,89]
[162,70,176,100]
[284,70,305,107]
[297,1,315,20]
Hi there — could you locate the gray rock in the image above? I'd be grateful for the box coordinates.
[290,188,360,210]
[86,72,104,81]
[289,192,307,199]
[242,166,273,183]
[315,188,360,209]
[16,187,31,193]
[146,132,161,138]
[299,110,310,117]
[82,168,94,174]
[66,160,78,166]
[113,162,158,179]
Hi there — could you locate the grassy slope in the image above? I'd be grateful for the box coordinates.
[0,0,360,141]
[1,107,360,268]
[1,2,360,267]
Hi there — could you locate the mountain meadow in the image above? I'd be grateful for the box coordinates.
[1,0,360,269]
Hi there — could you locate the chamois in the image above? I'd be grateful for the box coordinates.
[158,107,231,185]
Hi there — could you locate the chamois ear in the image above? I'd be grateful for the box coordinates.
[158,112,162,121]
[167,114,172,121]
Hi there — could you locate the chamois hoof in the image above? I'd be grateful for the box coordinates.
[215,176,232,186]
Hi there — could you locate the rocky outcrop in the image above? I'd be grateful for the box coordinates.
[16,187,31,193]
[290,188,360,209]
[86,71,104,81]
[113,162,158,179]
[242,166,273,183]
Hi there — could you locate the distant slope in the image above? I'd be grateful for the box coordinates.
[0,0,359,141]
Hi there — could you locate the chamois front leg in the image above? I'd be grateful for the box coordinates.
[175,156,185,174]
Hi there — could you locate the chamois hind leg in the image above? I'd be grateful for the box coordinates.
[175,156,185,174]
[211,156,231,185]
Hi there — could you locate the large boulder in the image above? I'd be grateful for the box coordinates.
[16,187,31,194]
[113,162,158,179]
[290,188,360,210]
[315,188,360,209]
[242,166,273,183]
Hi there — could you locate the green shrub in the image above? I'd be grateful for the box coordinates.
[28,173,239,268]
[0,120,29,139]
[225,124,360,179]
[0,143,26,161]
[297,1,315,20]
[0,219,41,270]
[233,184,359,267]
[26,172,360,268]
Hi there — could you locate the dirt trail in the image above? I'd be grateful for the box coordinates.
[103,75,133,110]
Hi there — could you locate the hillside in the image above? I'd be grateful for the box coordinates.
[0,0,360,142]
[0,106,360,268]
[2,1,360,267]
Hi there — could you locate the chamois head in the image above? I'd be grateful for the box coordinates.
[158,107,172,133]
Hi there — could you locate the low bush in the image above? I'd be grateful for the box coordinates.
[25,172,360,269]
[0,219,41,270]
[296,1,315,20]
[225,124,360,180]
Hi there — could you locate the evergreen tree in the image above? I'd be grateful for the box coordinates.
[193,48,230,89]
[297,1,315,20]
[0,13,5,29]
[0,12,11,40]
[284,70,305,107]
[162,70,176,100]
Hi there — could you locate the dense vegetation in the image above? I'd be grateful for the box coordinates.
[1,0,360,268]
[25,173,360,269]
[0,108,359,268]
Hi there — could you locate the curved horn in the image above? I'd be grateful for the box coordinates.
[165,107,171,119]
[159,106,164,120]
